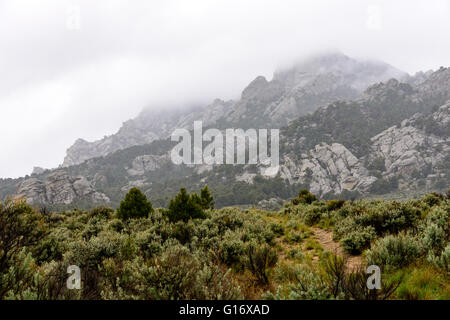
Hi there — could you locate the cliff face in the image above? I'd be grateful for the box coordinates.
[16,170,110,205]
[280,143,377,195]
[369,103,450,180]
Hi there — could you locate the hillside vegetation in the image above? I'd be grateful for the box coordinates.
[1,188,449,300]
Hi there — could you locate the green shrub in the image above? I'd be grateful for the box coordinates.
[287,249,305,261]
[421,223,447,254]
[89,206,114,219]
[341,226,376,255]
[245,242,278,284]
[218,232,246,268]
[269,222,285,236]
[292,190,317,205]
[334,201,421,240]
[284,231,304,244]
[0,199,46,299]
[327,199,345,211]
[116,188,153,221]
[301,204,327,226]
[425,206,449,232]
[434,244,450,273]
[421,192,443,207]
[353,201,420,234]
[101,245,242,300]
[108,219,125,232]
[366,234,421,269]
[287,268,330,300]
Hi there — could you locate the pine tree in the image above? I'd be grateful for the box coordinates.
[117,188,153,220]
[199,186,214,209]
[167,188,206,222]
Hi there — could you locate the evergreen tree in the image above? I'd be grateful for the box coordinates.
[168,188,206,222]
[117,188,153,220]
[199,186,214,209]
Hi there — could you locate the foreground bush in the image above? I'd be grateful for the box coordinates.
[100,245,242,299]
[1,191,449,300]
[291,190,317,205]
[341,226,376,255]
[245,243,278,284]
[0,199,46,299]
[366,234,421,269]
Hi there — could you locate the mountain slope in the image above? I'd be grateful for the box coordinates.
[3,62,449,209]
[62,52,407,167]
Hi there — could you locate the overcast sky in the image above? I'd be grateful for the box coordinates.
[1,0,450,178]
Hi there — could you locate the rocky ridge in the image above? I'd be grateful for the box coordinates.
[15,170,110,205]
[63,53,406,167]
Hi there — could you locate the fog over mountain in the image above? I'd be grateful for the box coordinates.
[1,0,450,178]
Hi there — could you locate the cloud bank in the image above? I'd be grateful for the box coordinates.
[1,0,449,178]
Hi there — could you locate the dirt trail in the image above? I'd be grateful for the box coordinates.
[310,227,363,270]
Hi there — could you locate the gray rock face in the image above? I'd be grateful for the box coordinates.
[362,78,416,103]
[235,171,257,184]
[15,178,47,204]
[127,154,170,176]
[369,103,450,178]
[16,170,110,205]
[417,67,450,101]
[280,143,377,196]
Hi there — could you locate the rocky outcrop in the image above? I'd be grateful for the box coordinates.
[417,67,450,103]
[15,178,47,204]
[16,171,110,205]
[280,143,377,195]
[127,154,170,176]
[235,171,257,184]
[368,103,450,178]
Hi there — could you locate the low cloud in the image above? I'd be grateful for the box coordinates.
[1,0,450,178]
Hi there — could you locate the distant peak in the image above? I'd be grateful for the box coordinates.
[241,75,269,99]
